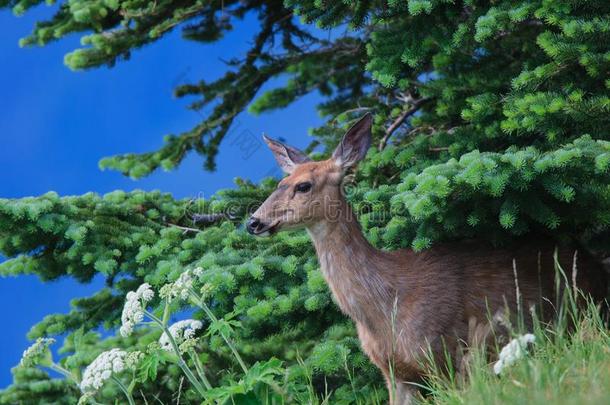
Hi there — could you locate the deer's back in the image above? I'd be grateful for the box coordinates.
[446,239,598,298]
[399,239,606,325]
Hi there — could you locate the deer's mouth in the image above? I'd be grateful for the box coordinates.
[250,220,280,237]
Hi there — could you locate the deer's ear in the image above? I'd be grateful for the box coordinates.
[332,113,373,171]
[262,135,311,174]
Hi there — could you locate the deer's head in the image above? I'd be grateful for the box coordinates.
[247,114,372,236]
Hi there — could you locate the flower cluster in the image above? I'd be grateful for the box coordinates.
[159,319,203,352]
[125,350,144,369]
[120,283,155,337]
[200,282,215,299]
[493,333,536,375]
[20,337,56,367]
[192,267,203,277]
[172,271,194,300]
[160,269,199,301]
[80,348,127,392]
[77,392,96,405]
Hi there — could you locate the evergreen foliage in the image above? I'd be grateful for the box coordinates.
[0,0,609,402]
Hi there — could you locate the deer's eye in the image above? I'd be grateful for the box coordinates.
[295,182,312,193]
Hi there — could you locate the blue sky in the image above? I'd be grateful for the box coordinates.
[0,6,322,387]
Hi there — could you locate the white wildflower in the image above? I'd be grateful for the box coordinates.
[179,337,199,353]
[493,333,536,375]
[159,319,203,352]
[20,337,56,367]
[80,348,127,392]
[77,391,96,405]
[160,270,195,302]
[120,283,155,337]
[173,271,194,300]
[193,267,204,277]
[125,350,144,369]
[200,282,215,299]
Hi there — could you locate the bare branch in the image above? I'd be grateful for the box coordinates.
[378,98,430,151]
[166,223,201,234]
[191,213,227,224]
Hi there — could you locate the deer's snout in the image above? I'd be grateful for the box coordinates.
[246,217,274,236]
[246,217,262,234]
[246,216,279,236]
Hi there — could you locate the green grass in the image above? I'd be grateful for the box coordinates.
[419,300,610,405]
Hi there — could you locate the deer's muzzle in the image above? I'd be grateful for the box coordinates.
[246,217,277,236]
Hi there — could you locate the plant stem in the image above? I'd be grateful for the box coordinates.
[162,299,170,326]
[190,291,249,374]
[144,310,208,397]
[48,363,77,384]
[189,350,213,390]
[111,375,135,405]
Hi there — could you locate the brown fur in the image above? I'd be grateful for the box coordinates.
[305,189,605,404]
[250,116,608,404]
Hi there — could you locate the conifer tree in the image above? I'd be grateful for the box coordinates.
[1,0,608,402]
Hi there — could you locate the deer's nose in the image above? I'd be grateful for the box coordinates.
[246,217,262,235]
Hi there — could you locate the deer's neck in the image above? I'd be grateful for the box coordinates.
[306,199,393,326]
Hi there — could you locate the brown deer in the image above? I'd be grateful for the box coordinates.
[247,114,607,404]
